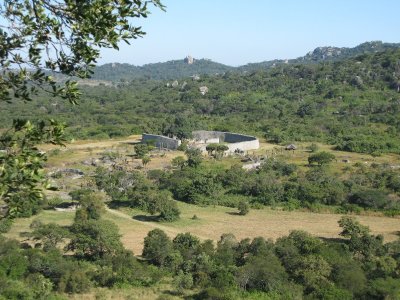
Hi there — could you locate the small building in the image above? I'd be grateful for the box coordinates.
[285,144,297,150]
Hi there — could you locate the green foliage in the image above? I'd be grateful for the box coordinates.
[0,218,13,233]
[307,143,319,152]
[162,116,196,140]
[142,229,173,266]
[29,222,69,251]
[185,148,203,168]
[58,269,92,294]
[0,0,164,104]
[73,191,105,222]
[94,168,180,220]
[237,201,249,215]
[171,156,186,169]
[142,156,151,167]
[0,119,65,218]
[173,270,193,293]
[68,219,124,260]
[134,143,154,158]
[308,151,336,166]
[348,189,390,209]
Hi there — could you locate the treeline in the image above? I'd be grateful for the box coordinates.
[141,217,400,299]
[1,190,399,299]
[95,150,400,215]
[1,49,400,154]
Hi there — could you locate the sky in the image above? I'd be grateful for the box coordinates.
[98,0,400,67]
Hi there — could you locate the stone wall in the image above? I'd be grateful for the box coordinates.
[142,134,181,150]
[191,130,259,153]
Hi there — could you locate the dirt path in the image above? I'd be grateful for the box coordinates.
[106,208,192,237]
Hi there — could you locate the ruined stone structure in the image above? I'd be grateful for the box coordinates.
[191,131,260,153]
[142,133,181,150]
[141,131,259,153]
[184,55,194,64]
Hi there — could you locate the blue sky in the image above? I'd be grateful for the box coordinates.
[98,0,400,66]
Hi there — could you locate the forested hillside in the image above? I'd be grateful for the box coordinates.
[91,41,400,81]
[3,48,400,155]
[92,58,234,81]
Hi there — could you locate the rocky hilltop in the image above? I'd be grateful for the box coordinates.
[92,41,400,81]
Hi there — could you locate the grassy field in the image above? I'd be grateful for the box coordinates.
[14,136,397,256]
[6,202,400,256]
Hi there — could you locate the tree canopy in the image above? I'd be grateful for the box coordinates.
[0,0,164,103]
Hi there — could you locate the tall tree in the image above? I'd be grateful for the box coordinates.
[0,0,164,219]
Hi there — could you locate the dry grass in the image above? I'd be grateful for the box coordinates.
[5,202,399,257]
[66,283,182,300]
[107,202,400,255]
[10,136,398,256]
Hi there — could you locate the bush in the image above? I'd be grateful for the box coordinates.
[237,201,249,215]
[308,151,335,166]
[58,269,92,294]
[159,201,180,222]
[0,217,13,233]
[46,196,64,209]
[307,143,319,152]
[348,189,390,209]
[142,229,173,266]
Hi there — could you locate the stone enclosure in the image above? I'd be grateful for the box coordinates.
[141,131,259,153]
[142,133,181,150]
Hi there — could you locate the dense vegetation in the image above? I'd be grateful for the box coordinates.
[1,193,400,299]
[1,7,400,296]
[95,149,400,215]
[93,59,233,81]
[2,48,400,155]
[91,41,400,81]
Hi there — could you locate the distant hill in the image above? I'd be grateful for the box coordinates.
[238,41,400,72]
[92,59,234,81]
[92,41,400,81]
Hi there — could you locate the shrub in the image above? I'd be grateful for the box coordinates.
[348,189,390,209]
[308,151,335,166]
[142,229,173,266]
[0,217,13,233]
[237,201,249,215]
[307,143,319,152]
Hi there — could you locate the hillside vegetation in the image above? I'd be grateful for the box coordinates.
[2,48,400,155]
[91,41,400,81]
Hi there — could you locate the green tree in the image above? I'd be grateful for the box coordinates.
[215,144,229,158]
[307,143,319,153]
[171,156,186,169]
[68,219,124,259]
[237,201,249,215]
[0,0,163,219]
[29,222,69,251]
[74,191,105,222]
[0,0,164,104]
[205,143,218,156]
[0,119,65,218]
[142,156,151,168]
[185,148,203,168]
[308,151,336,166]
[134,143,153,158]
[142,229,173,266]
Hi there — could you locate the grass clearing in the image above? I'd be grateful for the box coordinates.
[5,201,399,256]
[11,136,398,256]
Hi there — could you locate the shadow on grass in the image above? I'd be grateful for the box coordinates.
[121,141,141,146]
[319,236,346,244]
[107,201,131,209]
[133,215,159,222]
[226,211,241,216]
